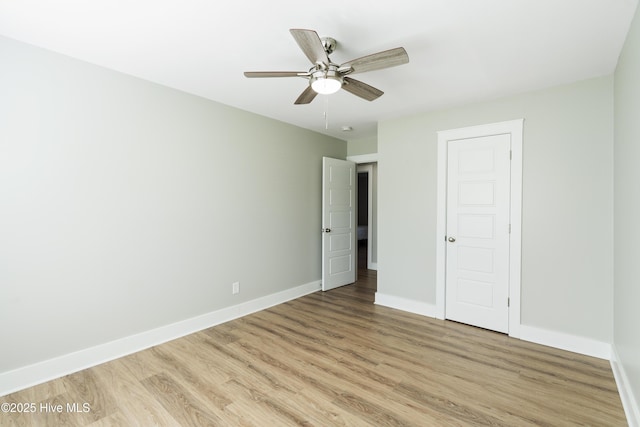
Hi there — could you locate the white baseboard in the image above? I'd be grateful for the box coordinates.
[0,280,321,397]
[611,346,640,427]
[368,262,378,271]
[374,292,437,318]
[519,325,611,360]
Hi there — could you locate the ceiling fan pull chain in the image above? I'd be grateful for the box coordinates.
[324,96,329,130]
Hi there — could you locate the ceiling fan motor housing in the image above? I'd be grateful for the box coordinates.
[321,37,337,55]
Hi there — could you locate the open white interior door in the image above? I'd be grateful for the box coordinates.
[322,157,356,291]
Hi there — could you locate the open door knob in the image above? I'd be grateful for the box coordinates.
[322,228,332,233]
[448,236,456,242]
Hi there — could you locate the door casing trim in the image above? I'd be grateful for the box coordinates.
[436,119,523,338]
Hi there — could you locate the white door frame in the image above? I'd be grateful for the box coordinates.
[435,119,523,338]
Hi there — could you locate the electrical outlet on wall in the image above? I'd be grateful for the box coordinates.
[232,281,240,295]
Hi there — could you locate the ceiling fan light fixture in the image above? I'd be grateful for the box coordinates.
[311,76,342,94]
[310,67,343,95]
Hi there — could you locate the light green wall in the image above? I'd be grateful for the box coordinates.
[379,76,614,343]
[614,1,640,413]
[347,136,377,156]
[0,36,345,373]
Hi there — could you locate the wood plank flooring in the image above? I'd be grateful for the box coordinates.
[0,257,626,426]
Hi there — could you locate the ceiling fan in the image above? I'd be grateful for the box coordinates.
[244,29,409,105]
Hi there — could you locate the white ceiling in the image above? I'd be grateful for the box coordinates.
[1,0,637,140]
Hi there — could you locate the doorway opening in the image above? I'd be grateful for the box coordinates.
[357,170,369,269]
[356,163,377,272]
[325,154,378,296]
[356,171,378,292]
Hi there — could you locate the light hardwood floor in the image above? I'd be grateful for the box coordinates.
[0,254,627,426]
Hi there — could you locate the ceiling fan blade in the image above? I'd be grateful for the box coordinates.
[342,77,384,101]
[294,85,318,104]
[244,71,307,78]
[290,29,329,65]
[341,47,409,75]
